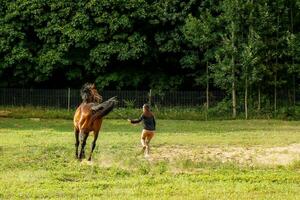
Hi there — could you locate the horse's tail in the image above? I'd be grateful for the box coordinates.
[91,96,118,120]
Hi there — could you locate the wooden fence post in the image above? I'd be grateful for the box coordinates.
[149,89,152,106]
[67,88,70,111]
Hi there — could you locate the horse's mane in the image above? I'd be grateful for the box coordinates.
[80,83,102,103]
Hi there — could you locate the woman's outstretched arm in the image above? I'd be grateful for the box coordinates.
[129,115,143,124]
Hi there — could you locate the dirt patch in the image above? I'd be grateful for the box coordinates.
[30,118,41,121]
[256,144,300,166]
[151,144,300,166]
[0,111,11,117]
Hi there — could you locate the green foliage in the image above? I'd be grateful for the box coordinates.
[208,99,232,119]
[0,0,300,118]
[123,99,136,108]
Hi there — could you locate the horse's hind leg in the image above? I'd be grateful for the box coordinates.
[74,129,79,159]
[88,131,99,161]
[79,131,89,160]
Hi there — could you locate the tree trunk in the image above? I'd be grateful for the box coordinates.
[206,62,209,121]
[274,73,277,114]
[293,75,296,106]
[274,0,279,115]
[258,86,261,112]
[232,60,236,119]
[231,22,237,119]
[245,75,248,119]
[291,0,295,107]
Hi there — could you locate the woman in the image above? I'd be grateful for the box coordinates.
[128,104,156,157]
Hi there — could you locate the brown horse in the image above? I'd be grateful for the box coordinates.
[73,83,117,161]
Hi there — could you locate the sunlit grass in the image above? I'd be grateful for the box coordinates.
[0,118,300,199]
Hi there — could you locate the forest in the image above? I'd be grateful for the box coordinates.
[0,0,300,117]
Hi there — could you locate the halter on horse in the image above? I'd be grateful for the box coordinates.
[73,83,117,161]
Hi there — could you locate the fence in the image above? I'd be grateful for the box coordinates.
[0,88,299,109]
[0,88,225,109]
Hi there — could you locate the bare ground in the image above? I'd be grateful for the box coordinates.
[150,143,300,166]
[0,111,11,117]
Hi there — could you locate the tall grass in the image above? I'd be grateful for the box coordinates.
[0,104,299,120]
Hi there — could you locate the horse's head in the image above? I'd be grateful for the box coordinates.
[80,83,102,103]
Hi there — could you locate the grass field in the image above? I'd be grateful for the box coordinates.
[0,118,300,199]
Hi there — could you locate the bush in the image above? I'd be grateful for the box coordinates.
[208,99,231,119]
[276,106,300,120]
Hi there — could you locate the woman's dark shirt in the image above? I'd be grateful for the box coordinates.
[130,114,156,131]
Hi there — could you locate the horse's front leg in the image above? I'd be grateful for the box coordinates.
[88,131,99,161]
[78,131,89,160]
[74,129,79,159]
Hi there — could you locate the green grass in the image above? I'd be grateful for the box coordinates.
[1,105,299,120]
[0,118,300,199]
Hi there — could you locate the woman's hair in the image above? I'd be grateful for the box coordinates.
[143,104,154,117]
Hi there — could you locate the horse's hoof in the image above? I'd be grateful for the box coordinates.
[144,154,150,159]
[80,160,93,166]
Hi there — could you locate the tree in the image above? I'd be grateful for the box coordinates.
[213,0,243,119]
[182,4,219,118]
